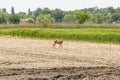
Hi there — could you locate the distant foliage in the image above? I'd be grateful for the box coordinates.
[51,9,64,22]
[36,14,54,26]
[0,12,8,24]
[75,12,89,24]
[9,14,20,24]
[1,7,120,24]
[63,13,76,23]
[111,13,120,23]
[11,6,15,14]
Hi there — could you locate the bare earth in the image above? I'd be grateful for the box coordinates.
[0,37,120,80]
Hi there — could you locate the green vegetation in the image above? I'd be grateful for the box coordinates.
[0,24,120,29]
[0,28,120,44]
[1,7,120,24]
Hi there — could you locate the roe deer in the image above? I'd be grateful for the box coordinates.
[53,40,63,48]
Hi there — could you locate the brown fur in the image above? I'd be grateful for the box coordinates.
[53,40,63,48]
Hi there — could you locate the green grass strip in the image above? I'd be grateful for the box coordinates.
[0,28,120,44]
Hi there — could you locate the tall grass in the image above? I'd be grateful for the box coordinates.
[0,24,120,29]
[0,28,120,44]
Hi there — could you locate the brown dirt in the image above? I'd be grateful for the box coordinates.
[0,37,120,80]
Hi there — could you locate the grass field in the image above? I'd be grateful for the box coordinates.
[0,28,120,44]
[0,24,120,29]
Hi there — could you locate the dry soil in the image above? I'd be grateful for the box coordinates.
[0,37,120,80]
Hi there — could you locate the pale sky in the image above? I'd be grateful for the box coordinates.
[0,0,120,13]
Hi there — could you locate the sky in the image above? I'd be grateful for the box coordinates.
[0,0,120,13]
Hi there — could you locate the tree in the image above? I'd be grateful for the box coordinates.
[75,12,89,24]
[33,8,42,17]
[28,8,32,15]
[51,9,64,22]
[111,13,120,23]
[89,13,104,24]
[94,13,104,23]
[103,14,112,23]
[116,7,120,13]
[9,14,20,24]
[11,6,15,14]
[17,12,35,21]
[17,12,28,18]
[0,15,6,24]
[2,8,7,13]
[42,7,51,14]
[0,12,8,24]
[107,7,115,14]
[36,14,54,26]
[63,13,76,23]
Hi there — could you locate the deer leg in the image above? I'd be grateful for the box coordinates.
[52,43,56,48]
[59,44,61,48]
[59,44,63,48]
[61,44,63,48]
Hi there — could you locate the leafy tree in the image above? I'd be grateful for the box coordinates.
[2,8,7,13]
[51,9,64,22]
[89,15,96,23]
[107,7,115,14]
[63,13,76,23]
[17,12,28,18]
[0,12,8,24]
[33,8,42,17]
[86,7,96,13]
[0,15,6,24]
[103,14,112,23]
[75,12,89,24]
[94,13,104,23]
[111,13,120,23]
[36,14,54,26]
[89,13,104,24]
[116,7,120,13]
[9,14,20,24]
[42,7,51,14]
[28,8,32,15]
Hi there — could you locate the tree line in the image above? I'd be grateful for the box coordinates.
[0,6,120,24]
